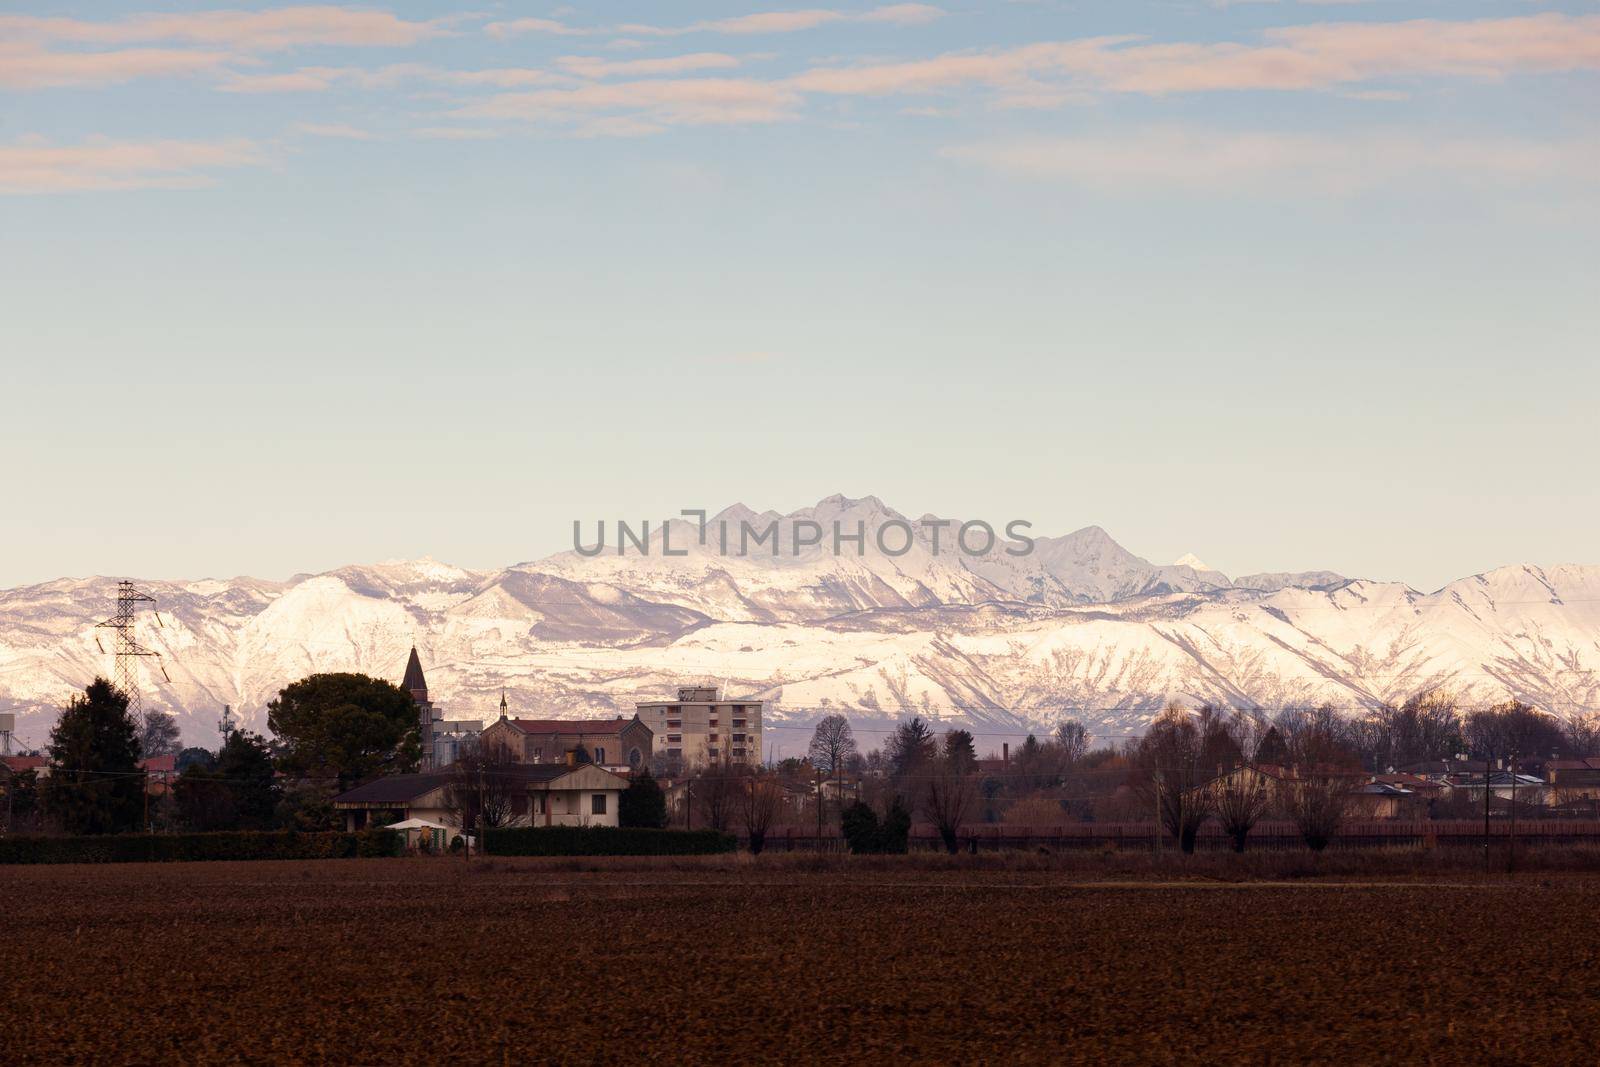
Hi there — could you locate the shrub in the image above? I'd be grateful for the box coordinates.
[483,826,736,857]
[840,798,911,855]
[0,829,401,865]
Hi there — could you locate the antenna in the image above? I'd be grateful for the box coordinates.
[218,704,236,745]
[0,712,14,757]
[95,580,162,718]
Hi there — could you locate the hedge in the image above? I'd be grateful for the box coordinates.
[0,829,402,865]
[483,826,737,856]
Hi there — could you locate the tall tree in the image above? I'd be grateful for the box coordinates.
[267,673,420,790]
[739,770,783,855]
[807,715,858,777]
[42,678,145,835]
[139,710,183,759]
[1133,705,1214,854]
[942,729,977,771]
[1212,712,1272,852]
[923,753,978,854]
[214,731,279,830]
[620,767,669,829]
[1274,706,1361,851]
[444,741,519,835]
[1054,720,1091,767]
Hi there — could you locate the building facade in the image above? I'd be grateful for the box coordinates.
[479,707,654,773]
[333,762,628,831]
[634,687,764,770]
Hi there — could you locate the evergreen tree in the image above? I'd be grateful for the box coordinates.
[619,768,668,829]
[42,678,144,834]
[215,731,279,830]
[268,673,420,790]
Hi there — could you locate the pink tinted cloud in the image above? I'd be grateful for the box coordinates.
[0,8,443,50]
[620,4,943,38]
[456,78,802,133]
[0,135,265,194]
[556,53,743,79]
[793,13,1600,97]
[0,42,232,88]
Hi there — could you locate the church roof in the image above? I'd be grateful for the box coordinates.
[504,717,636,736]
[401,647,428,697]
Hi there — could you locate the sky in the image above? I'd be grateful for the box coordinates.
[2,1,1596,593]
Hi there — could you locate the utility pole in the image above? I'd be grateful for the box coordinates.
[816,770,824,849]
[1153,770,1163,856]
[1484,750,1492,875]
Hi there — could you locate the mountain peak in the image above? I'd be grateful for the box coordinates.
[1174,553,1217,572]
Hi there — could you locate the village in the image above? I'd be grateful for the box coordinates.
[11,647,1593,857]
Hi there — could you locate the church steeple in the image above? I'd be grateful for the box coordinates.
[499,689,508,721]
[402,646,428,703]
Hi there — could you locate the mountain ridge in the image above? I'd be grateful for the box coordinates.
[1,496,1595,752]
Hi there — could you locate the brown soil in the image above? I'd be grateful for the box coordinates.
[3,856,1598,1064]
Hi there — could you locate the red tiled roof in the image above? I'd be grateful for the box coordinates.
[505,718,635,735]
[2,755,46,773]
[140,755,177,773]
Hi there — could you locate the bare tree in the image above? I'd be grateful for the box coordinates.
[807,714,858,776]
[739,769,783,854]
[1212,712,1271,852]
[1133,705,1216,854]
[1274,706,1360,851]
[445,741,519,837]
[1356,692,1462,771]
[922,754,978,854]
[1054,720,1091,767]
[140,710,182,758]
[1562,711,1600,757]
[694,759,737,832]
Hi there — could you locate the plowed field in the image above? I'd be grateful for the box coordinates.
[3,858,1598,1063]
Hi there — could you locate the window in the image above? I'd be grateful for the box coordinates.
[732,719,746,728]
[733,734,745,742]
[591,794,607,815]
[667,720,681,729]
[629,747,642,768]
[533,793,546,814]
[595,747,606,765]
[667,735,681,743]
[532,748,542,763]
[708,747,719,757]
[709,733,718,741]
[667,748,681,758]
[709,719,719,727]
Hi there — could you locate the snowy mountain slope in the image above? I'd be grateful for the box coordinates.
[1,497,1594,752]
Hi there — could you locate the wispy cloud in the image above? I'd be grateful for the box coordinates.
[943,128,1600,195]
[0,135,265,194]
[0,7,445,90]
[455,78,803,135]
[793,13,1600,98]
[555,53,744,79]
[0,8,444,50]
[642,4,944,36]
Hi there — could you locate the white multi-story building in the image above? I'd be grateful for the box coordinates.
[634,686,764,770]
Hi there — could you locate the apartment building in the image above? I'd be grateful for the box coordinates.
[634,687,764,770]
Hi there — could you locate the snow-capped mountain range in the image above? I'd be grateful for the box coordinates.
[2,495,1596,754]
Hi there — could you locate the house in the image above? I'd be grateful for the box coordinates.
[635,686,764,769]
[333,761,629,832]
[479,701,653,772]
[1349,782,1418,820]
[0,754,47,779]
[402,647,484,772]
[139,754,178,797]
[1545,758,1600,802]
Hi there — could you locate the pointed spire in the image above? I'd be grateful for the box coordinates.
[499,689,508,720]
[401,646,428,702]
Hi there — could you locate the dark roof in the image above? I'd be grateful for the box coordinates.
[1,755,46,774]
[401,647,428,698]
[333,763,598,806]
[335,772,453,805]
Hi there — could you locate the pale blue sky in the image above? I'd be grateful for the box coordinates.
[2,2,1596,591]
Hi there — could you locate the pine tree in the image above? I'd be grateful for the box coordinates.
[42,678,144,834]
